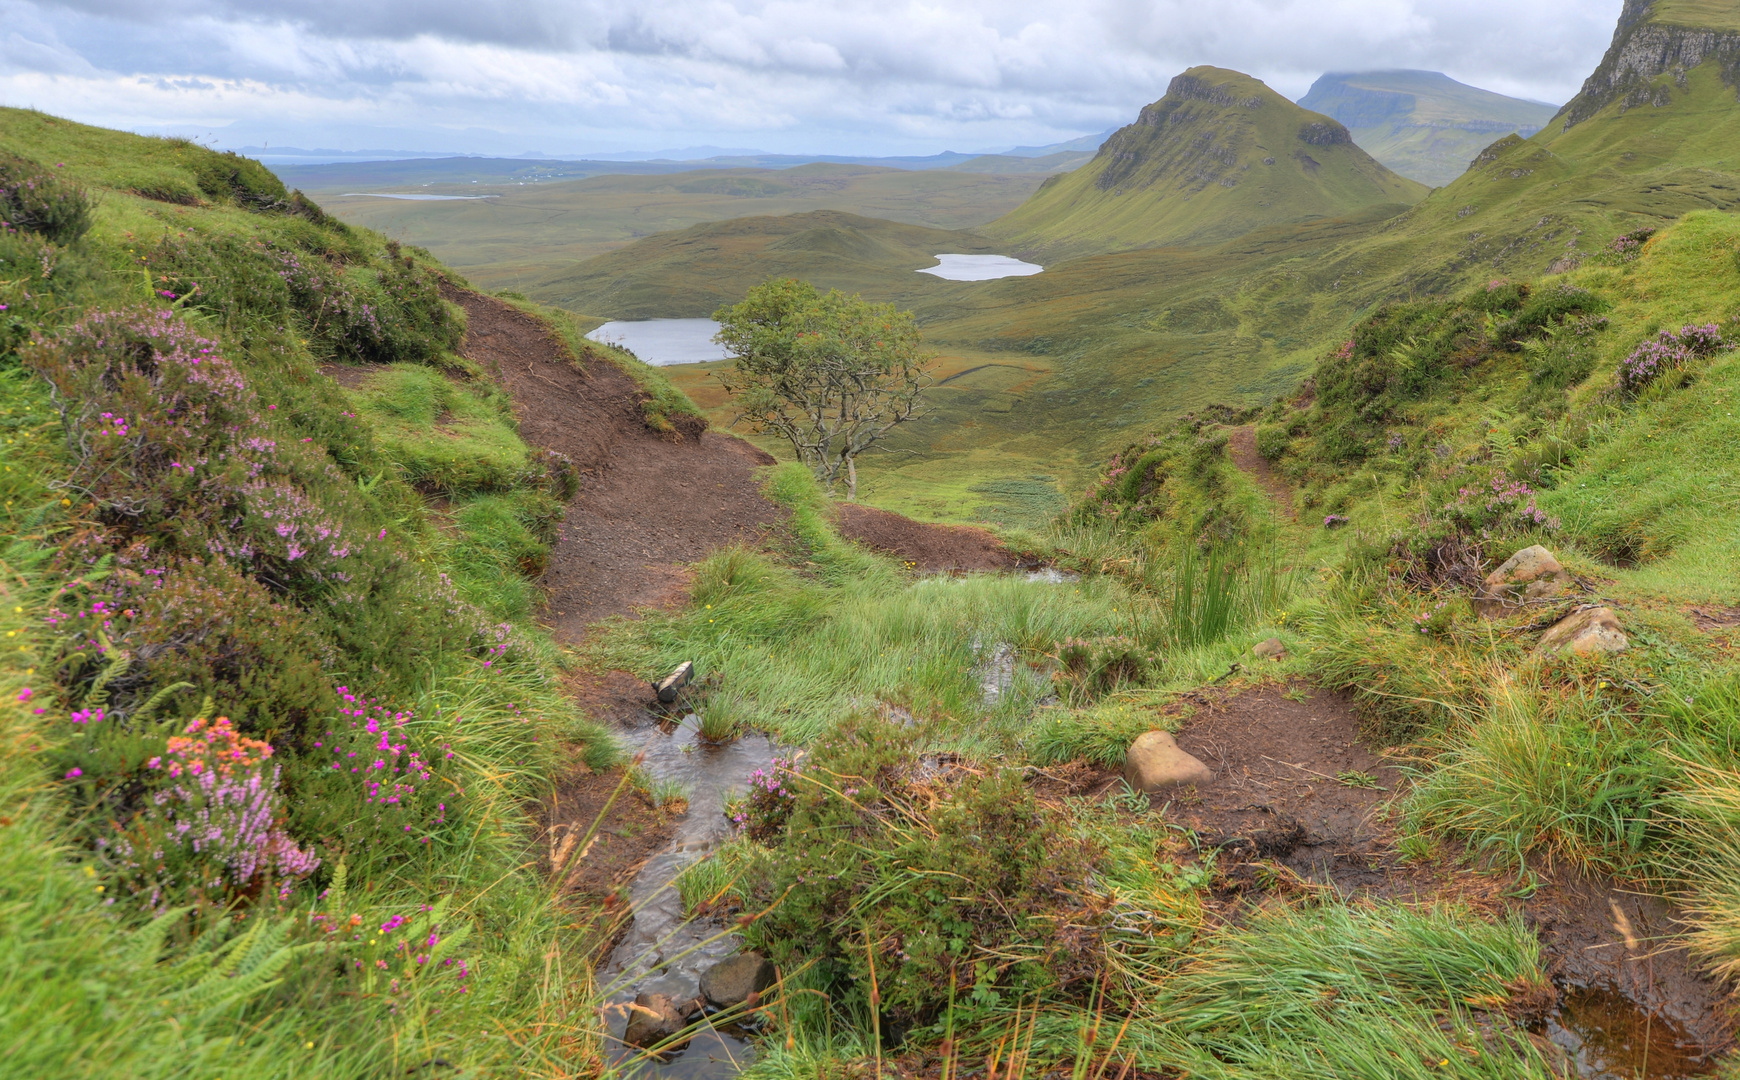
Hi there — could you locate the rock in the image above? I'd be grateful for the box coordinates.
[1538,606,1629,657]
[654,661,694,704]
[1123,730,1213,794]
[1252,637,1286,660]
[622,991,690,1049]
[1480,545,1574,615]
[700,952,777,1010]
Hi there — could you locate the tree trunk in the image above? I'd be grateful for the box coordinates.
[845,454,858,501]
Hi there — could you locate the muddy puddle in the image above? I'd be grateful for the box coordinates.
[1542,983,1717,1078]
[597,708,779,1078]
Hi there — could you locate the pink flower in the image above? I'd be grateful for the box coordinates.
[16,688,31,702]
[65,768,83,779]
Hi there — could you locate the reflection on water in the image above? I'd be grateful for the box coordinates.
[586,319,730,367]
[1544,984,1715,1079]
[917,253,1044,281]
[599,711,780,1078]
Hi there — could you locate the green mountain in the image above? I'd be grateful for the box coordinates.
[986,66,1428,260]
[1297,70,1558,187]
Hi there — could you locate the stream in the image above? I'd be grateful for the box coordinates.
[598,709,779,1078]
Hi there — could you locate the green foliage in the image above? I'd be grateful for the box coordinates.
[1,151,95,243]
[741,717,1098,1025]
[0,110,611,1077]
[715,277,932,497]
[1138,904,1554,1080]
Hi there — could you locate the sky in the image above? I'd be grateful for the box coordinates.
[0,0,1626,158]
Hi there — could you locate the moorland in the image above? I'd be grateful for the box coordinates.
[5,0,1740,1076]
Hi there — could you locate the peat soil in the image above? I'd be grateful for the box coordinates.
[835,502,1016,572]
[447,287,784,636]
[1132,679,1735,1073]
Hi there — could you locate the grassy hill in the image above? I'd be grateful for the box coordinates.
[986,66,1427,260]
[291,163,1058,291]
[1297,70,1558,187]
[0,106,628,1075]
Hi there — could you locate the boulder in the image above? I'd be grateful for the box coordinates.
[700,952,777,1010]
[1538,606,1629,657]
[1252,637,1287,660]
[622,991,690,1049]
[1123,731,1213,794]
[1480,545,1574,615]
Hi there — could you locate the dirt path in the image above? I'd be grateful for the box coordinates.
[835,502,1016,573]
[1227,424,1295,519]
[448,289,784,638]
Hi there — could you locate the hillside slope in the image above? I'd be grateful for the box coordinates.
[1298,70,1558,187]
[986,66,1427,260]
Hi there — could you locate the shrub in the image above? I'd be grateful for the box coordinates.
[190,150,289,210]
[96,714,319,910]
[1618,323,1726,395]
[741,719,1098,1026]
[0,154,94,244]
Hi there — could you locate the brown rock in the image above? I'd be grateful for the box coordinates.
[1252,637,1287,660]
[622,992,690,1049]
[1124,730,1213,794]
[1538,606,1628,656]
[1479,545,1574,615]
[700,952,777,1009]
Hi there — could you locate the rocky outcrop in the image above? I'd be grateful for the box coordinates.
[1559,0,1740,129]
[1298,121,1354,146]
[1161,74,1265,112]
[1538,606,1630,656]
[1479,545,1576,615]
[1124,730,1213,793]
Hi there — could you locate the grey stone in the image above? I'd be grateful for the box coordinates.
[622,991,690,1049]
[1252,637,1287,660]
[1538,606,1629,657]
[700,952,776,1009]
[1480,545,1574,615]
[655,661,694,703]
[1123,730,1213,794]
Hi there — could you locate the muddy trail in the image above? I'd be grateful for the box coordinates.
[1159,682,1736,1075]
[1226,424,1295,519]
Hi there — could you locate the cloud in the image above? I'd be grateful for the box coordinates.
[2,0,1625,154]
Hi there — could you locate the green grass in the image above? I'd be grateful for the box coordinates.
[0,106,617,1077]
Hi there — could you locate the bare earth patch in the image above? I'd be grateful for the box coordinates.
[835,502,1016,572]
[446,288,786,637]
[1226,424,1295,518]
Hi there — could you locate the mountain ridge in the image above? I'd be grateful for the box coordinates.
[984,66,1427,260]
[1298,70,1558,187]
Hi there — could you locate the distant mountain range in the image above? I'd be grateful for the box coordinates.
[1298,71,1559,187]
[253,131,1112,176]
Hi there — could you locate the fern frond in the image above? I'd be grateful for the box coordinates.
[131,681,194,724]
[120,905,191,970]
[84,632,131,710]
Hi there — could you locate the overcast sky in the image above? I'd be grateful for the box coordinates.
[1,0,1625,157]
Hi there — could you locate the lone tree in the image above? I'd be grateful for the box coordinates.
[714,279,932,500]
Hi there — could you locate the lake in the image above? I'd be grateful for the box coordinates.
[585,319,730,366]
[918,253,1044,281]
